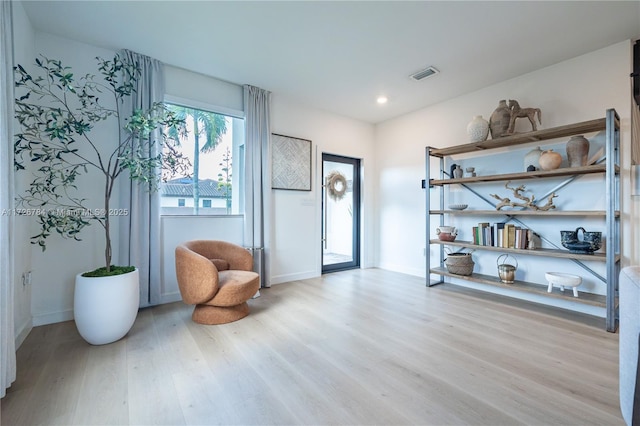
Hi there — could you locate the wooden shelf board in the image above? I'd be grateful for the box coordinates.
[430,210,617,217]
[429,164,615,185]
[429,118,606,157]
[428,239,619,262]
[430,267,607,308]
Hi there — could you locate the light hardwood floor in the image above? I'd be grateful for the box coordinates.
[1,268,623,425]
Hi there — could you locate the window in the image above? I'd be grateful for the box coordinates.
[161,102,244,216]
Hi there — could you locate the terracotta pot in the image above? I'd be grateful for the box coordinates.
[538,149,562,170]
[437,226,458,241]
[437,232,457,242]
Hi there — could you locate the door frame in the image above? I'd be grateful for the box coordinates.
[321,153,361,273]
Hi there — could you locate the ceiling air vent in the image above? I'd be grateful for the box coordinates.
[410,66,439,81]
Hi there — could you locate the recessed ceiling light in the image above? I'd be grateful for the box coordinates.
[376,96,388,104]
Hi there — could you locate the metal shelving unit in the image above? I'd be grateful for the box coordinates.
[425,109,620,332]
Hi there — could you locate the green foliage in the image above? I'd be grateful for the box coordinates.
[165,105,227,153]
[217,146,232,214]
[81,265,136,278]
[14,54,191,273]
[165,104,228,214]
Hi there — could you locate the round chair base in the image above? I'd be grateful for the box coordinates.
[192,302,250,325]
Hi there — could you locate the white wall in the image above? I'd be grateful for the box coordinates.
[375,40,633,316]
[12,1,35,347]
[22,34,121,326]
[164,65,243,115]
[270,95,376,284]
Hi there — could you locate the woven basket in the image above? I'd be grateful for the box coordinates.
[445,253,474,276]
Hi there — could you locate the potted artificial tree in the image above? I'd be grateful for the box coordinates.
[14,54,189,345]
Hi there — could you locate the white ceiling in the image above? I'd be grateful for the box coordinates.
[20,1,640,124]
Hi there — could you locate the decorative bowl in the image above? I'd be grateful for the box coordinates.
[449,204,468,210]
[545,272,582,287]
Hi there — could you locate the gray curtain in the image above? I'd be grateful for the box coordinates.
[118,50,164,307]
[243,85,271,287]
[0,0,16,397]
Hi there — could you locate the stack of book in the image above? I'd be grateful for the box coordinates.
[472,222,530,249]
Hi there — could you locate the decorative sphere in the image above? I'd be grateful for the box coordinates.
[538,150,562,170]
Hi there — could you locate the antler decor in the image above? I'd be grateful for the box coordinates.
[490,181,557,211]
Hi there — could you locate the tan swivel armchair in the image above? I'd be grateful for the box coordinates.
[175,240,260,324]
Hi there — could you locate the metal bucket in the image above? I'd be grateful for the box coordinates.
[497,254,518,283]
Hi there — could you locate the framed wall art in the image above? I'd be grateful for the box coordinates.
[271,133,312,191]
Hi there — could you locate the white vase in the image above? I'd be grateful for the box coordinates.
[74,268,139,345]
[524,146,543,171]
[467,115,489,142]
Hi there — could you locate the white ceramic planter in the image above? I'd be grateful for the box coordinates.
[74,268,139,345]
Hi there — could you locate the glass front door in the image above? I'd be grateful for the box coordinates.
[322,154,360,273]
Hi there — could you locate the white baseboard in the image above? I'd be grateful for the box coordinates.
[270,270,318,285]
[160,292,183,305]
[377,262,424,278]
[32,309,73,327]
[14,318,33,349]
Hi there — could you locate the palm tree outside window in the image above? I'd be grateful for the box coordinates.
[162,103,243,216]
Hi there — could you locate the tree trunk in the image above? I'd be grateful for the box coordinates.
[193,116,200,215]
[104,189,111,272]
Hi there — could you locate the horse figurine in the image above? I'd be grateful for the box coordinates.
[507,99,542,134]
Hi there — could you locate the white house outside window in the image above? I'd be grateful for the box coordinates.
[161,102,245,216]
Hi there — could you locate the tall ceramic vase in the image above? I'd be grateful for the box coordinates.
[566,135,590,167]
[489,100,511,139]
[467,115,489,142]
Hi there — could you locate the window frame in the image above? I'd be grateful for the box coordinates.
[161,95,245,218]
